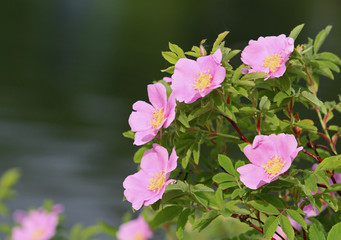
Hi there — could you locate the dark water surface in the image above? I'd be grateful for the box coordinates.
[0,0,341,238]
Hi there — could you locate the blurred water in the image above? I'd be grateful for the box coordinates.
[0,0,340,239]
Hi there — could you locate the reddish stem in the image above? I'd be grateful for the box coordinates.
[223,116,251,144]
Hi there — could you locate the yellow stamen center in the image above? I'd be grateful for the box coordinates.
[262,53,283,73]
[31,228,45,240]
[262,155,286,178]
[133,232,144,240]
[150,107,165,130]
[191,70,212,92]
[147,171,166,192]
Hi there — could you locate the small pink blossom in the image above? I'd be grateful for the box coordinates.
[170,49,226,104]
[129,83,176,146]
[241,34,294,79]
[12,205,62,240]
[237,133,303,189]
[117,215,153,240]
[123,143,178,210]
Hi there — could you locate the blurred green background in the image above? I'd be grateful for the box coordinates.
[0,0,340,234]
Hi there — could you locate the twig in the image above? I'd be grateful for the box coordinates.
[223,116,251,144]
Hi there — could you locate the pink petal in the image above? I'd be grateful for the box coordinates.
[167,148,178,172]
[147,83,167,109]
[268,133,301,162]
[140,144,168,174]
[133,130,157,146]
[129,111,152,132]
[243,135,277,167]
[237,164,269,189]
[164,93,176,128]
[132,100,154,113]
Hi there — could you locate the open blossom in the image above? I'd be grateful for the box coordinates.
[12,204,63,240]
[129,83,176,146]
[117,215,153,240]
[237,133,303,189]
[241,34,294,79]
[123,143,178,210]
[170,49,226,104]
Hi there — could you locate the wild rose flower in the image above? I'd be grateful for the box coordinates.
[12,205,63,240]
[117,215,153,240]
[170,49,226,104]
[129,83,176,146]
[237,133,303,189]
[241,34,294,79]
[123,143,178,210]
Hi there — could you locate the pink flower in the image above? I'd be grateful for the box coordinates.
[170,49,226,103]
[12,205,62,240]
[117,215,153,240]
[129,83,176,146]
[237,133,303,189]
[123,143,178,210]
[241,34,294,79]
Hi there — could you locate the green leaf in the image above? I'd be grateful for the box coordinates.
[176,209,191,239]
[258,193,286,209]
[320,194,338,212]
[213,173,235,183]
[264,112,280,126]
[193,210,219,232]
[240,72,269,81]
[122,130,134,140]
[239,106,259,113]
[165,180,189,192]
[309,222,326,240]
[263,216,279,239]
[279,215,295,240]
[305,174,318,194]
[218,154,236,176]
[192,184,214,193]
[215,188,224,207]
[219,181,238,189]
[178,111,190,128]
[293,121,317,133]
[238,143,249,152]
[327,222,341,240]
[150,206,183,228]
[133,146,150,163]
[289,23,305,40]
[187,107,211,121]
[161,65,175,74]
[248,200,280,215]
[315,155,341,172]
[192,142,200,164]
[274,91,290,106]
[212,31,229,53]
[325,183,341,192]
[169,42,186,58]
[182,147,192,168]
[314,25,332,54]
[235,80,255,87]
[315,52,341,65]
[259,95,271,111]
[161,51,179,64]
[224,49,241,61]
[287,209,307,230]
[301,91,321,108]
